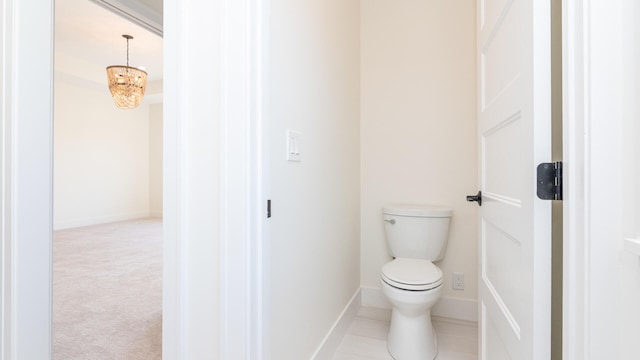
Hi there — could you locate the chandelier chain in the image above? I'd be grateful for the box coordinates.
[126,37,129,67]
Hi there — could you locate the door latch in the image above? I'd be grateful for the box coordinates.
[267,199,272,218]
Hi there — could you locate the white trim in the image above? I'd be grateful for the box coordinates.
[360,286,478,324]
[161,0,186,356]
[250,0,269,358]
[219,0,259,357]
[432,296,478,323]
[88,0,162,37]
[1,0,54,358]
[55,71,106,92]
[562,0,590,359]
[311,289,361,360]
[163,0,265,358]
[53,213,154,230]
[251,0,271,360]
[1,0,12,356]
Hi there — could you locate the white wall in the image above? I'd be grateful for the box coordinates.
[360,0,478,311]
[149,103,163,217]
[54,78,151,229]
[268,0,361,358]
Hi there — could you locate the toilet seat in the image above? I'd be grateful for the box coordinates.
[382,258,443,291]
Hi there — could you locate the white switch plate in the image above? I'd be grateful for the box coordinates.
[287,130,301,162]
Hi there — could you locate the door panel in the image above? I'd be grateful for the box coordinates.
[477,0,551,357]
[483,219,523,325]
[484,303,515,360]
[480,1,520,111]
[480,0,511,33]
[482,115,523,201]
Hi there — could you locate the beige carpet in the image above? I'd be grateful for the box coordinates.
[53,218,163,360]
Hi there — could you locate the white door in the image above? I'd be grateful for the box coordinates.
[476,0,551,359]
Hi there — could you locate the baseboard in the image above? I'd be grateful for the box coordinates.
[149,211,163,218]
[311,288,361,360]
[54,212,152,230]
[431,296,478,323]
[360,286,478,323]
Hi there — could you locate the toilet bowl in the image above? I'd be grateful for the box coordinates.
[381,258,443,359]
[380,205,451,360]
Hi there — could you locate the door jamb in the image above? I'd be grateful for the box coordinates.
[561,0,589,358]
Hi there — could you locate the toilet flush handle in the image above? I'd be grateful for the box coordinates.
[384,219,396,225]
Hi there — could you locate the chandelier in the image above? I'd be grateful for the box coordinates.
[106,34,148,109]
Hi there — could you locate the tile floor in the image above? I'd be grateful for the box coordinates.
[332,307,478,360]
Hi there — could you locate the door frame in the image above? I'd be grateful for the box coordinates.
[561,0,635,358]
[1,0,55,358]
[162,0,268,357]
[561,1,589,357]
[0,0,267,358]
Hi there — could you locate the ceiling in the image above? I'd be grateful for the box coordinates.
[55,0,163,84]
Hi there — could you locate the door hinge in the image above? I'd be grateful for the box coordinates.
[537,161,563,200]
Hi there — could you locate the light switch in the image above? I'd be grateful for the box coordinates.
[287,130,301,162]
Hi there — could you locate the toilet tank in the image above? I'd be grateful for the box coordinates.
[382,204,452,261]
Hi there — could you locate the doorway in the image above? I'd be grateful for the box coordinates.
[53,0,163,357]
[4,0,264,357]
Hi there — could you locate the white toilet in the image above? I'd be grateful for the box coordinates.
[380,204,452,360]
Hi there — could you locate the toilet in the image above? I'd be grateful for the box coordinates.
[380,204,452,360]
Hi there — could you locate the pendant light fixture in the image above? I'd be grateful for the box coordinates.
[106,34,148,109]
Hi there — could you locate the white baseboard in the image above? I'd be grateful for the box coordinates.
[432,296,478,323]
[360,286,478,323]
[150,211,163,218]
[311,288,361,360]
[361,286,392,309]
[54,212,152,230]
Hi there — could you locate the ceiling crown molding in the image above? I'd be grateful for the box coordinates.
[89,0,163,37]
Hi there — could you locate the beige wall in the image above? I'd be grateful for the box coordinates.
[54,78,158,229]
[360,0,477,303]
[268,0,361,358]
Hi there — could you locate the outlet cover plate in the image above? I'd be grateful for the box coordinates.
[453,272,464,291]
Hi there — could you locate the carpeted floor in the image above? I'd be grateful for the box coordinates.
[53,218,163,360]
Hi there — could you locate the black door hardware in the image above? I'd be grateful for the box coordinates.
[537,162,563,200]
[466,191,482,206]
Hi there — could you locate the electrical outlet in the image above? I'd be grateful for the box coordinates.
[453,272,464,291]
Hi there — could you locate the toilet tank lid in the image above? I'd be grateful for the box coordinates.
[383,204,452,217]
